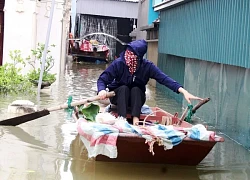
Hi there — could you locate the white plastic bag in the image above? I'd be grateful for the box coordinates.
[95,112,117,125]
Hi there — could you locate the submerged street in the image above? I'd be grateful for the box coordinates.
[0,60,249,180]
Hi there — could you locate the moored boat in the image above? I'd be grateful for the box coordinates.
[69,36,110,63]
[73,105,224,166]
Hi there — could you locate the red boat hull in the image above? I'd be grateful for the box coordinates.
[75,106,224,166]
[96,135,217,166]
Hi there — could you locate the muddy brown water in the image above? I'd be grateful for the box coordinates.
[0,60,249,180]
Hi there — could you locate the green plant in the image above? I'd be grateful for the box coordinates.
[26,43,56,84]
[0,50,34,94]
[78,103,100,121]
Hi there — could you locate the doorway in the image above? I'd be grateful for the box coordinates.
[0,0,5,66]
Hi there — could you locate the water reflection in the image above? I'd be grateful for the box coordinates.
[0,59,249,179]
[68,135,199,180]
[94,162,198,180]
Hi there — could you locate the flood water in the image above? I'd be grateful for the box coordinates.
[0,59,249,180]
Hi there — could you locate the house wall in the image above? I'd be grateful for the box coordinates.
[159,0,250,69]
[3,0,70,75]
[147,41,158,87]
[3,0,36,72]
[35,1,64,75]
[148,0,159,24]
[184,59,250,150]
[137,0,159,87]
[71,0,77,36]
[157,0,250,149]
[136,0,148,40]
[157,53,185,103]
[0,0,4,66]
[76,0,138,19]
[1,0,72,175]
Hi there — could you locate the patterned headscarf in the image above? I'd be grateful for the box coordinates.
[124,49,138,74]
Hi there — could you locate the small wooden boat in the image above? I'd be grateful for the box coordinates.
[73,103,224,166]
[69,37,109,63]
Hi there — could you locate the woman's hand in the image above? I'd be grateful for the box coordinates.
[98,90,108,100]
[178,87,203,104]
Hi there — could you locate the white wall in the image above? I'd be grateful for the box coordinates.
[136,0,147,40]
[71,0,77,36]
[36,1,63,75]
[3,0,36,72]
[2,0,71,175]
[3,0,70,75]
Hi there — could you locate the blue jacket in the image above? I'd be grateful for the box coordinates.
[97,40,182,93]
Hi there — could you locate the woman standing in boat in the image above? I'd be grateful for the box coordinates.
[97,39,202,125]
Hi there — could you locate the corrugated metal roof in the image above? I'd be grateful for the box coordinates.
[76,0,138,18]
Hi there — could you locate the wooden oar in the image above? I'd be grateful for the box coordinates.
[178,98,210,125]
[0,91,115,126]
[191,97,210,113]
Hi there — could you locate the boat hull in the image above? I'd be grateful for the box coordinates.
[96,135,216,166]
[74,106,223,166]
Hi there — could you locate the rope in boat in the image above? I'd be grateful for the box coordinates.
[184,104,194,123]
[66,96,74,118]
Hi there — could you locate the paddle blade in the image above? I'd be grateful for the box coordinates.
[0,109,50,126]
